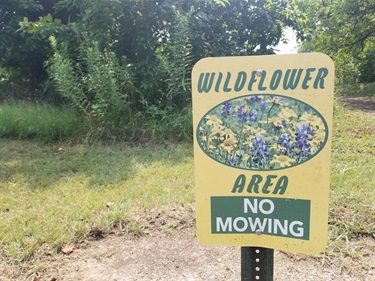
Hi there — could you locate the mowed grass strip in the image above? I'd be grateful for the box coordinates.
[0,141,194,261]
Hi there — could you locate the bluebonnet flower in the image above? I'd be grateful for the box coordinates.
[296,123,313,141]
[251,135,269,165]
[260,101,267,112]
[221,101,232,117]
[249,96,262,103]
[249,109,258,122]
[274,120,286,131]
[278,133,290,147]
[237,105,249,123]
[295,123,313,159]
[278,133,293,154]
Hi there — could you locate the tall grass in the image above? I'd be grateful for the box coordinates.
[0,102,193,142]
[335,82,375,97]
[328,101,375,255]
[0,103,87,141]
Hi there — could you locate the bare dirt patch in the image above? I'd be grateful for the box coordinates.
[33,231,375,281]
[336,96,375,116]
[2,206,374,281]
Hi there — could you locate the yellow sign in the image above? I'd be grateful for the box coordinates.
[192,53,334,254]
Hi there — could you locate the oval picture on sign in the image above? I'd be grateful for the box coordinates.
[196,94,328,171]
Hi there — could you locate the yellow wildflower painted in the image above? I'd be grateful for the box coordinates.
[209,125,224,140]
[299,113,322,128]
[208,144,217,151]
[266,96,283,105]
[269,117,284,128]
[271,155,296,168]
[243,125,266,136]
[308,129,326,152]
[205,115,223,126]
[220,137,237,153]
[314,129,325,142]
[221,128,236,139]
[279,107,297,119]
[243,153,250,161]
[288,128,297,141]
[259,117,284,128]
[240,106,250,114]
[243,140,254,148]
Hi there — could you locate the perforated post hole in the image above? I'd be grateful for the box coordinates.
[241,247,274,281]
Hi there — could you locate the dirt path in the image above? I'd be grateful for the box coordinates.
[336,96,375,116]
[20,229,375,281]
[7,204,374,281]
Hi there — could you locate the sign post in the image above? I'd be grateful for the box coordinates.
[241,247,274,280]
[192,53,334,278]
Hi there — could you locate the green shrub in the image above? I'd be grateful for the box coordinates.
[47,36,135,138]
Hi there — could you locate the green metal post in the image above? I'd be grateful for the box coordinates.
[241,247,274,281]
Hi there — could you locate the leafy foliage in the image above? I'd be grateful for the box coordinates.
[1,0,301,139]
[297,0,375,85]
[48,35,135,138]
[0,0,57,91]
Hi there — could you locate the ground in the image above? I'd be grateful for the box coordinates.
[336,96,375,116]
[33,230,375,281]
[1,97,375,281]
[2,205,374,281]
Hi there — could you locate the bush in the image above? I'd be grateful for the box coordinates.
[47,35,193,143]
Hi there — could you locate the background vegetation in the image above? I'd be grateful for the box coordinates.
[0,0,374,277]
[1,0,374,141]
[0,101,373,269]
[1,0,301,141]
[297,0,375,86]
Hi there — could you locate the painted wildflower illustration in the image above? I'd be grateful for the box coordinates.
[197,94,327,170]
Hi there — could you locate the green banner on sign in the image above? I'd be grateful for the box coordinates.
[211,196,310,240]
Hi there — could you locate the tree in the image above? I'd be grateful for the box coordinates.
[187,0,297,57]
[297,0,375,84]
[0,1,55,86]
[2,0,301,105]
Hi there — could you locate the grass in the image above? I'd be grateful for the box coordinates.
[0,102,87,141]
[0,141,194,262]
[0,99,374,271]
[0,102,193,142]
[327,100,375,257]
[335,82,375,97]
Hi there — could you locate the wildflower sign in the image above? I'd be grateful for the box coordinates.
[192,53,334,254]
